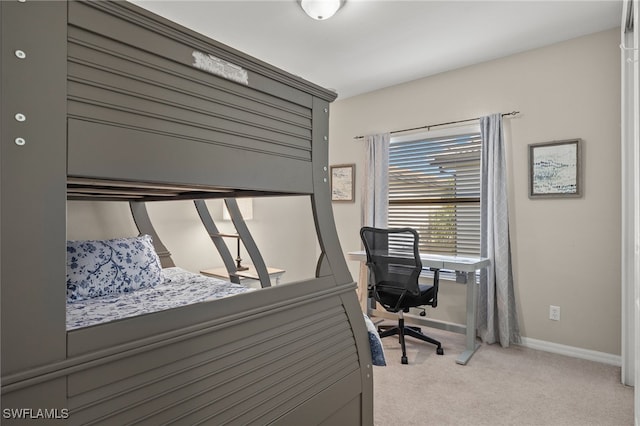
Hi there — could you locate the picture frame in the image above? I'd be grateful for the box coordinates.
[528,139,583,199]
[330,164,355,202]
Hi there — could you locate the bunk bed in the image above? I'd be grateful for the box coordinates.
[0,1,373,424]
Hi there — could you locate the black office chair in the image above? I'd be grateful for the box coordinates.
[360,226,444,364]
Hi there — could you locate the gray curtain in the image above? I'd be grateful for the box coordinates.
[358,133,390,310]
[361,133,390,228]
[478,114,520,346]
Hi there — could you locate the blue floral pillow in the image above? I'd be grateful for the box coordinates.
[66,235,164,302]
[363,314,386,366]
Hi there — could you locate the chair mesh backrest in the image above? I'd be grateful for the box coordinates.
[360,227,422,311]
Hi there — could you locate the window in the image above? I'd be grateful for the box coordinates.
[388,126,481,257]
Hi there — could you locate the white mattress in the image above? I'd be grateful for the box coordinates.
[66,267,253,330]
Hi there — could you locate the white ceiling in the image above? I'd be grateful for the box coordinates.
[131,0,623,100]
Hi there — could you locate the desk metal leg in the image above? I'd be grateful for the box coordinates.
[456,271,480,365]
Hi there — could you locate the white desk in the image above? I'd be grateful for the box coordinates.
[348,250,490,365]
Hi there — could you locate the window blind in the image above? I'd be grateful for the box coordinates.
[388,132,481,257]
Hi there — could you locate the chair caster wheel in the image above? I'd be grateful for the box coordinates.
[437,347,444,355]
[401,356,408,364]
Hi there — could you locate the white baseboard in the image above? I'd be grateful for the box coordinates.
[519,337,621,367]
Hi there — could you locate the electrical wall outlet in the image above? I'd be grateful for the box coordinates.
[549,305,561,321]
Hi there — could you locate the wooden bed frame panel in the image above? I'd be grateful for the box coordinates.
[67,119,315,194]
[66,286,358,424]
[67,0,315,193]
[0,0,68,375]
[1,1,373,424]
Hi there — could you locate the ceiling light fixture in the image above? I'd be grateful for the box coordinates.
[299,0,345,21]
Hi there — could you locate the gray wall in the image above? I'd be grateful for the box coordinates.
[328,29,621,355]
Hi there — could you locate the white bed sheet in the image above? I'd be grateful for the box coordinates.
[66,267,254,330]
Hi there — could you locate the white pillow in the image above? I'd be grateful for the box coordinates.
[66,235,163,302]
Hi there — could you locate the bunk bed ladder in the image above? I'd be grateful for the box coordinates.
[194,199,271,288]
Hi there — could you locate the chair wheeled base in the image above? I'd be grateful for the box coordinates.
[379,313,444,364]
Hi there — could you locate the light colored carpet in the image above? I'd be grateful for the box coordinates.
[373,326,633,426]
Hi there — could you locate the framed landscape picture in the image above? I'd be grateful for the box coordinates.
[528,139,582,198]
[330,164,355,202]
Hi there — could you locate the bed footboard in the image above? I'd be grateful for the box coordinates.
[3,278,371,425]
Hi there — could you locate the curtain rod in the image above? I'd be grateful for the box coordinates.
[353,110,520,140]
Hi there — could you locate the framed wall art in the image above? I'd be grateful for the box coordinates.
[330,164,355,202]
[528,139,582,198]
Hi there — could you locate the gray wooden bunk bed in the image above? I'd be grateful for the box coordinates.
[0,1,373,424]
